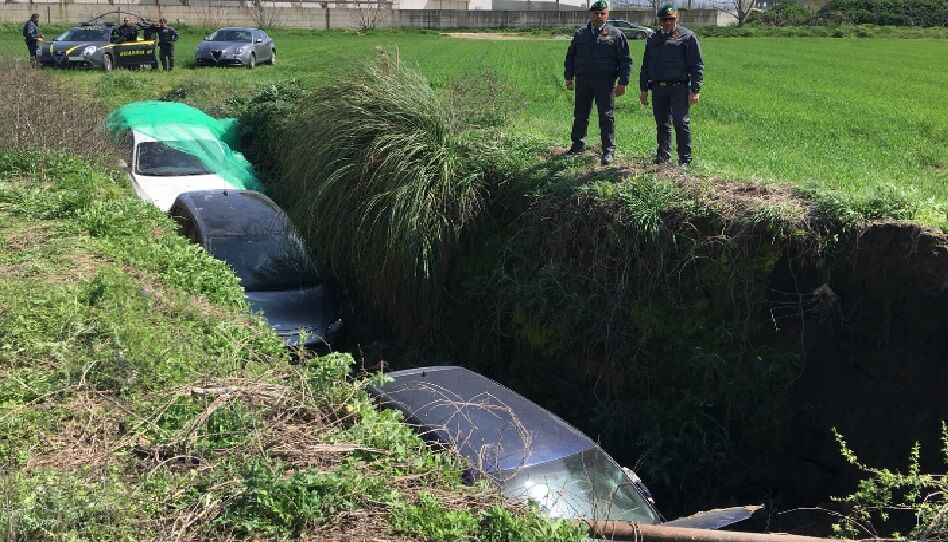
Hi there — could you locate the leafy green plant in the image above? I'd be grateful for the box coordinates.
[832,424,948,540]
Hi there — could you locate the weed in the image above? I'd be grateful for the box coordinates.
[832,424,948,540]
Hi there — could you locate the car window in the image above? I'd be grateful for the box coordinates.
[205,234,320,292]
[57,28,110,41]
[135,141,220,177]
[498,448,660,523]
[209,30,252,42]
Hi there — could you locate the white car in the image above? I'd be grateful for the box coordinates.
[123,128,236,212]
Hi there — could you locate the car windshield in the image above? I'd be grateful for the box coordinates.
[208,30,252,42]
[57,28,110,41]
[205,234,320,292]
[136,141,219,176]
[498,448,660,523]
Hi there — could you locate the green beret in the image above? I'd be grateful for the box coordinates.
[657,4,678,18]
[590,0,609,11]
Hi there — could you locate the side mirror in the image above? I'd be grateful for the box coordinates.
[255,38,263,44]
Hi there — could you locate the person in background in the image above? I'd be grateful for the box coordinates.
[639,4,704,169]
[23,13,44,69]
[563,0,631,166]
[114,17,139,43]
[140,18,179,71]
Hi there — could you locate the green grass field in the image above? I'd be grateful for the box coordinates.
[3,27,945,225]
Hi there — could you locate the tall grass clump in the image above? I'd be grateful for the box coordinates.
[270,50,486,335]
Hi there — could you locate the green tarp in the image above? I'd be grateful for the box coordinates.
[105,101,262,191]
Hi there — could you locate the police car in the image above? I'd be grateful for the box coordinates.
[37,23,156,71]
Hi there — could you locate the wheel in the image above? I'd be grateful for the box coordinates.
[635,31,647,40]
[266,50,275,65]
[247,54,255,70]
[151,61,159,70]
[102,54,113,71]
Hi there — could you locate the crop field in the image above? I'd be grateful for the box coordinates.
[2,27,946,225]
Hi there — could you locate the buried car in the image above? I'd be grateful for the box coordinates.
[124,128,237,212]
[194,27,275,69]
[37,24,156,71]
[369,366,757,528]
[170,190,343,350]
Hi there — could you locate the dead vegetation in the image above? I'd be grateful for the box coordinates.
[0,60,112,163]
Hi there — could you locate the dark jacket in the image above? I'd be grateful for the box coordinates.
[23,19,41,42]
[639,25,704,93]
[141,24,179,46]
[564,23,632,85]
[114,23,139,43]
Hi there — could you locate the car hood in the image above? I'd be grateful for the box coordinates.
[244,285,339,346]
[131,173,233,212]
[44,40,109,54]
[200,41,251,51]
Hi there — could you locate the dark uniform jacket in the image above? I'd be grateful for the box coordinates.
[23,19,41,43]
[141,24,179,46]
[639,25,704,93]
[114,23,139,43]
[564,23,631,85]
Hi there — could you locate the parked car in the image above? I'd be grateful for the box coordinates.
[122,128,236,212]
[37,23,156,71]
[369,366,756,528]
[194,27,275,69]
[169,190,343,350]
[607,19,654,40]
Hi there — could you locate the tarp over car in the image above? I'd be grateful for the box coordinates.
[105,101,262,191]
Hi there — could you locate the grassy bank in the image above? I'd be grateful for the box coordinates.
[0,151,585,541]
[1,29,944,228]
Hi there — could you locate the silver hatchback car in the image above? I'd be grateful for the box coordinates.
[194,27,275,69]
[607,18,655,40]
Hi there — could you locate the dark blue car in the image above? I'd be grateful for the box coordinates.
[170,190,343,350]
[369,366,755,528]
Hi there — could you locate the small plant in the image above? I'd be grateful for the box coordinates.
[832,424,948,540]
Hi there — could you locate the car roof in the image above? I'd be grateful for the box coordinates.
[174,190,291,237]
[131,127,221,144]
[216,27,258,31]
[369,366,597,478]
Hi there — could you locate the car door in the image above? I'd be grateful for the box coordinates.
[259,31,273,61]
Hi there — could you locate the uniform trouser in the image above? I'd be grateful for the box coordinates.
[25,40,38,65]
[159,45,174,70]
[570,76,617,153]
[651,83,692,164]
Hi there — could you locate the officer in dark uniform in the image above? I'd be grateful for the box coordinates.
[639,4,704,168]
[23,13,44,69]
[113,17,139,43]
[140,18,179,71]
[563,0,631,165]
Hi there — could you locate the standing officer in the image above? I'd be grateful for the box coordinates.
[563,0,631,165]
[114,17,139,43]
[23,13,44,69]
[141,18,179,71]
[639,4,704,168]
